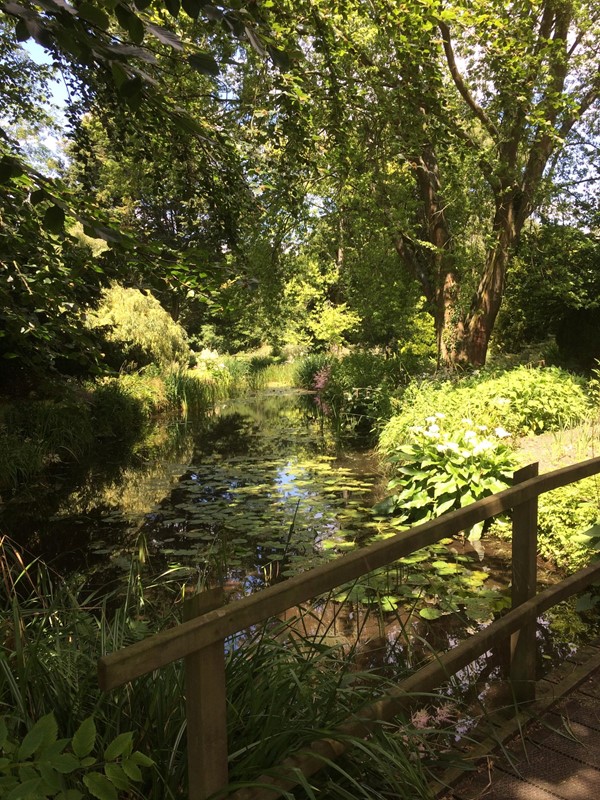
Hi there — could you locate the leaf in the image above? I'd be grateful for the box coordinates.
[127,14,144,45]
[145,22,183,50]
[104,763,129,791]
[129,751,153,767]
[43,204,65,234]
[83,772,118,800]
[104,732,133,762]
[47,753,80,773]
[72,717,96,759]
[0,156,24,183]
[77,3,110,29]
[119,76,143,99]
[121,756,142,782]
[7,778,42,799]
[467,521,484,542]
[419,607,444,620]
[18,714,57,760]
[181,0,202,18]
[164,0,180,15]
[187,52,219,76]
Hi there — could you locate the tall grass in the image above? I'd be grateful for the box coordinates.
[0,541,475,799]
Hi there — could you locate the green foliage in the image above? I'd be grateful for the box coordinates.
[376,416,516,540]
[0,538,471,800]
[308,301,362,349]
[0,396,95,495]
[536,478,600,572]
[495,225,600,355]
[294,353,335,390]
[86,285,190,369]
[0,713,152,800]
[381,366,591,447]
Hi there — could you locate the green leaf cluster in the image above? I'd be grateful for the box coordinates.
[377,414,516,540]
[380,366,591,447]
[0,714,152,800]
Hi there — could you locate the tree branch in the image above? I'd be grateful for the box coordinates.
[438,20,498,139]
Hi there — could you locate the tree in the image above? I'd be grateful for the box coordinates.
[261,0,600,366]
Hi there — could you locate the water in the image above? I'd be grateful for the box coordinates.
[1,388,583,679]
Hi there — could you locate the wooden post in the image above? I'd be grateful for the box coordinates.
[183,587,228,800]
[510,462,539,705]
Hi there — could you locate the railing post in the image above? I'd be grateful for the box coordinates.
[183,587,228,800]
[510,462,539,705]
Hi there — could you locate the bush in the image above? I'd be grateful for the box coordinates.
[376,415,516,540]
[537,478,600,572]
[382,366,591,446]
[86,285,190,369]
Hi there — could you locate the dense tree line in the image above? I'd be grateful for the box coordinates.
[1,0,599,383]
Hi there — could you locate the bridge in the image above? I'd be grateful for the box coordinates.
[97,456,600,799]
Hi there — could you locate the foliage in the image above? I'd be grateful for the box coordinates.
[0,713,153,800]
[294,353,335,390]
[0,538,473,800]
[312,351,413,439]
[307,301,361,350]
[380,366,591,447]
[536,479,600,572]
[376,416,516,541]
[86,285,190,369]
[494,225,600,356]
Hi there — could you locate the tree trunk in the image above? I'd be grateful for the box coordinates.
[448,192,520,367]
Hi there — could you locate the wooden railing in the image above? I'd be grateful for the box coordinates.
[98,456,600,799]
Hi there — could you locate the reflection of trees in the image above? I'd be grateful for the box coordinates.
[56,425,195,520]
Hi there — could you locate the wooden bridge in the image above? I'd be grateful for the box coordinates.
[97,456,600,799]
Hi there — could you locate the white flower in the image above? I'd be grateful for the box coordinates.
[445,442,459,452]
[427,423,440,435]
[464,430,477,441]
[436,443,447,452]
[426,415,436,424]
[477,424,488,432]
[473,440,494,455]
[494,427,510,438]
[494,396,510,406]
[461,417,474,426]
[435,412,446,419]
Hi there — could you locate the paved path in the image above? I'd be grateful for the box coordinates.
[441,646,600,799]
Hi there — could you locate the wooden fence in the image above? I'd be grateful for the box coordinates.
[98,455,600,799]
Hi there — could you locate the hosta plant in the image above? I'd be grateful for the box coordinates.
[376,415,516,540]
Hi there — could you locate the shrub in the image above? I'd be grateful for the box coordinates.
[86,284,190,369]
[377,415,516,540]
[536,478,600,572]
[382,366,591,445]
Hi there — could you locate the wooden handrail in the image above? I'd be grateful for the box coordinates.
[226,557,600,800]
[98,455,600,690]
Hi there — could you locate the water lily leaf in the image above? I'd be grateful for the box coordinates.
[378,595,400,612]
[419,607,444,620]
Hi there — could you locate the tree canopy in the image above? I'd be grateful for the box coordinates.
[1,0,599,378]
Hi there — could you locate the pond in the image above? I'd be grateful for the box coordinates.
[1,389,583,687]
